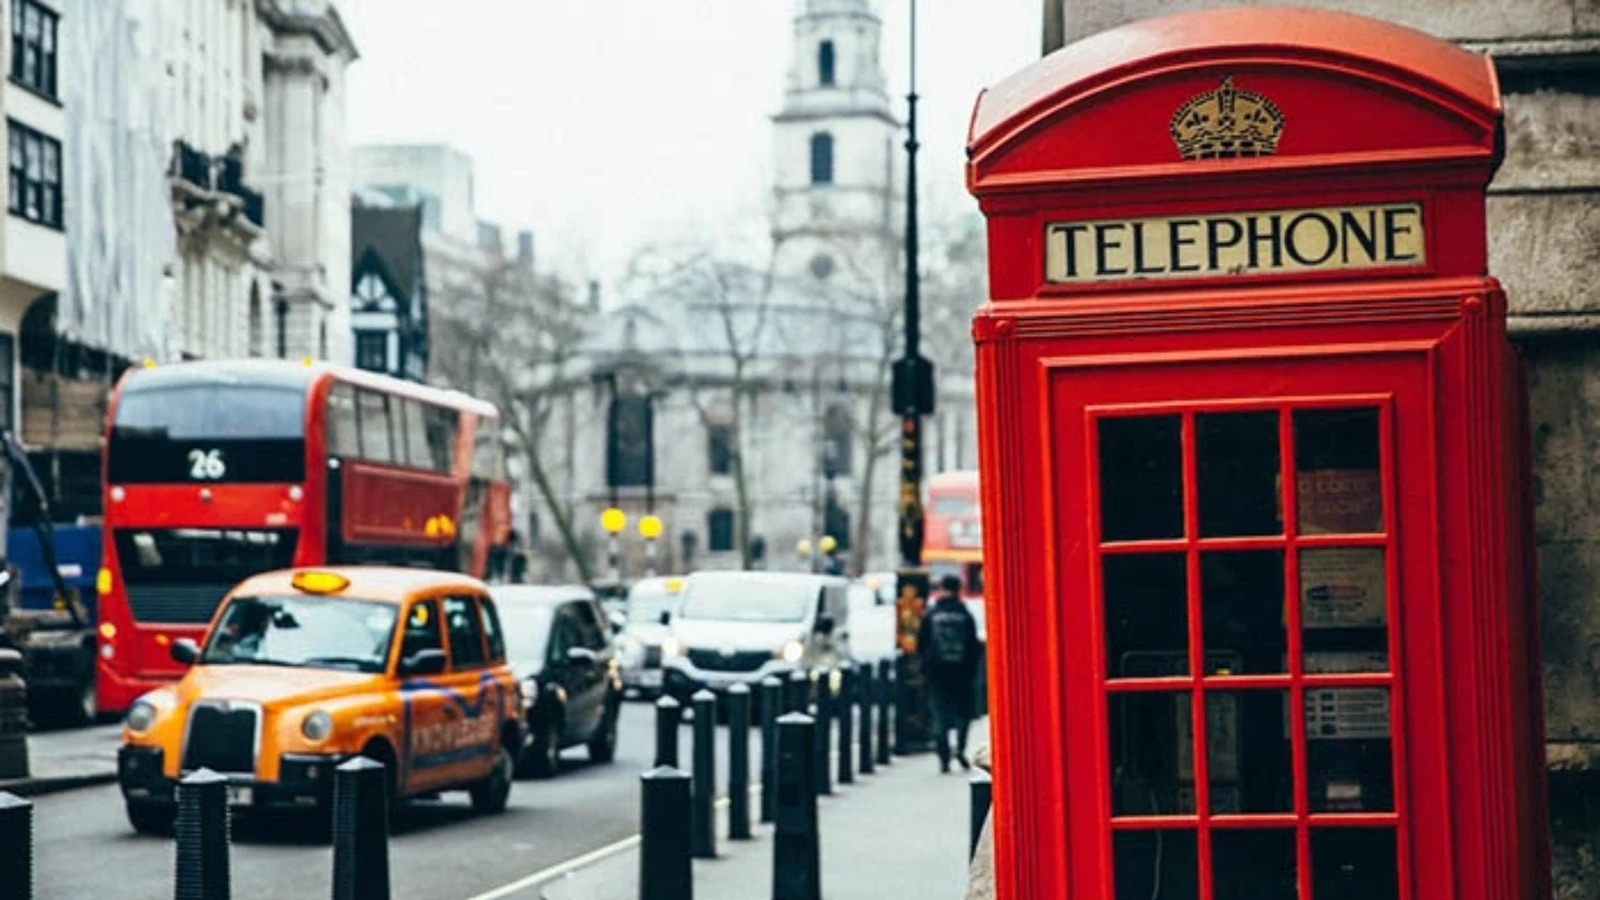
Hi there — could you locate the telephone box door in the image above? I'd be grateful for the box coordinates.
[1052,349,1448,899]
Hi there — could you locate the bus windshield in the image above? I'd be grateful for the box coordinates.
[108,379,306,483]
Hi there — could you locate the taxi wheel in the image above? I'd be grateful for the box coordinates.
[470,743,514,814]
[126,800,176,836]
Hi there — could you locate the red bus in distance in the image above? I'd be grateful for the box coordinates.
[923,469,983,602]
[95,359,511,714]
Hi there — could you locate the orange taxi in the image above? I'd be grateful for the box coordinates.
[116,567,523,833]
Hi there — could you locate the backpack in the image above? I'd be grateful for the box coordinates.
[926,605,971,667]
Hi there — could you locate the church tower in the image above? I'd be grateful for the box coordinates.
[772,0,900,296]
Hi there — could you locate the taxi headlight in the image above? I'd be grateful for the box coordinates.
[661,636,683,659]
[125,700,158,734]
[777,640,805,664]
[520,677,539,711]
[301,710,334,743]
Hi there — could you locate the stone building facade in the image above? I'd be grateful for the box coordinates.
[1045,0,1600,892]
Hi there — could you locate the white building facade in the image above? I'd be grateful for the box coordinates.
[1,0,66,437]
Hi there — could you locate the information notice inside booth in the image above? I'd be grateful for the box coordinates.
[966,8,1550,900]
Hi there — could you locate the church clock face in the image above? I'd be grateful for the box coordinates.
[810,253,836,280]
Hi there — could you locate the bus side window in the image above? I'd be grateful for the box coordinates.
[328,383,361,459]
[424,404,458,473]
[356,389,394,464]
[401,399,431,471]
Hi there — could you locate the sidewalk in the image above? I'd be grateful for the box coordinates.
[0,723,121,797]
[541,738,976,900]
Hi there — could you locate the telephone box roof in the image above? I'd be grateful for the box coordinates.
[969,6,1499,154]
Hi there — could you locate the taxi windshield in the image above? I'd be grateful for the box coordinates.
[202,595,398,673]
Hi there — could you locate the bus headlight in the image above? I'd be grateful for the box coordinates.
[301,710,333,743]
[777,640,805,664]
[125,700,158,734]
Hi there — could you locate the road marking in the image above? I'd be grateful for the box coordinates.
[460,795,736,900]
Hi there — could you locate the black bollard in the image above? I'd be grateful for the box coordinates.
[772,713,820,900]
[640,767,693,900]
[812,669,832,797]
[857,663,875,776]
[836,663,854,785]
[690,689,717,859]
[726,683,752,840]
[174,769,231,900]
[0,792,32,900]
[970,770,993,862]
[785,669,809,714]
[760,676,782,824]
[655,695,682,768]
[876,658,893,766]
[332,756,390,900]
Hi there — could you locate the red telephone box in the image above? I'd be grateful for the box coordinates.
[967,8,1549,900]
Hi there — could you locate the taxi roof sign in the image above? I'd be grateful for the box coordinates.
[291,571,350,595]
[665,577,684,593]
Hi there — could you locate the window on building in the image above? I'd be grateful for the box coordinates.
[248,285,264,357]
[11,0,58,100]
[8,121,61,228]
[818,40,836,87]
[823,404,853,477]
[810,132,834,185]
[707,508,736,553]
[607,395,654,488]
[708,423,733,475]
[353,272,394,311]
[355,330,388,372]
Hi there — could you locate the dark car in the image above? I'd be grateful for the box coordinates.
[489,585,622,778]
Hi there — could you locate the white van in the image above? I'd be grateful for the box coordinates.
[660,571,850,703]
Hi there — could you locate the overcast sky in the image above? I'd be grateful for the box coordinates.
[337,0,1040,290]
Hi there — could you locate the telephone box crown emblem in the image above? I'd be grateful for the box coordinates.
[1170,76,1285,160]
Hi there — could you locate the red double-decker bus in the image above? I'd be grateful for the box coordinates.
[95,359,511,713]
[923,470,983,601]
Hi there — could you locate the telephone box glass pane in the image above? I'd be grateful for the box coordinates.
[1294,409,1383,535]
[1114,831,1197,900]
[1212,830,1296,900]
[1201,551,1286,676]
[1105,554,1188,678]
[1197,411,1282,537]
[1208,690,1292,814]
[1310,828,1398,900]
[1305,687,1393,812]
[1109,691,1194,815]
[1099,415,1183,541]
[1300,547,1389,673]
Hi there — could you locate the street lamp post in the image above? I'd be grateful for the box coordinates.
[601,507,627,587]
[890,0,934,755]
[639,514,663,577]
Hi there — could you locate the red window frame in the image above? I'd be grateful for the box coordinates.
[1066,365,1427,899]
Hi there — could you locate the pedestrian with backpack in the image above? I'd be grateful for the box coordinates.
[918,573,982,773]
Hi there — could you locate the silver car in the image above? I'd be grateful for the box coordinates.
[615,576,684,698]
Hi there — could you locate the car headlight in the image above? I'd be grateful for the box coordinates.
[777,639,805,664]
[125,700,158,734]
[661,636,682,659]
[520,677,539,710]
[301,710,333,743]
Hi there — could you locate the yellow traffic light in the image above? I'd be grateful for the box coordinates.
[796,538,812,557]
[639,514,663,540]
[819,535,837,554]
[601,507,627,535]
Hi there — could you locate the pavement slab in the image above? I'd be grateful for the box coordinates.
[0,722,121,797]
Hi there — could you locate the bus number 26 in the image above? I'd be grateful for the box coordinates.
[188,449,226,480]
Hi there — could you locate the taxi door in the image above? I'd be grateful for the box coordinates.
[436,593,503,784]
[397,597,453,795]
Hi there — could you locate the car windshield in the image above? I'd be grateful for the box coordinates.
[677,577,814,624]
[201,595,397,673]
[627,588,679,625]
[496,603,555,665]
